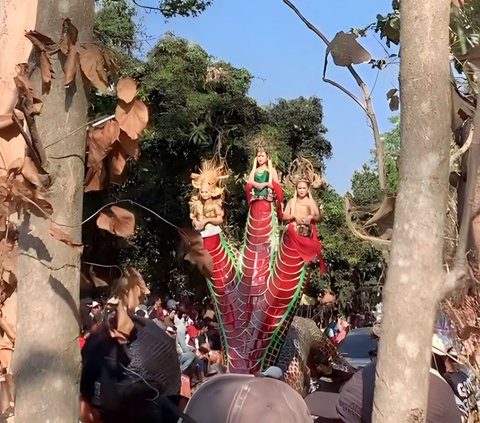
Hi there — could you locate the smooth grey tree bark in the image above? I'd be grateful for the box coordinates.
[12,1,94,422]
[372,1,454,422]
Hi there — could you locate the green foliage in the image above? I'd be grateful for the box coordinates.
[310,188,385,312]
[351,116,400,202]
[351,164,382,204]
[89,10,364,310]
[94,0,138,52]
[267,97,332,171]
[158,0,212,18]
[374,10,400,47]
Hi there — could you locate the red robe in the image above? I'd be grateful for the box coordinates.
[284,223,327,273]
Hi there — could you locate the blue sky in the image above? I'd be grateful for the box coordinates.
[137,0,398,194]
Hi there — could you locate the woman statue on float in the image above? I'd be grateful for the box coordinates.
[282,158,327,272]
[189,160,228,238]
[245,137,284,217]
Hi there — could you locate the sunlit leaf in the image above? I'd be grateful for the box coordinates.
[96,205,135,237]
[79,45,109,93]
[115,99,148,140]
[326,32,372,67]
[116,77,137,104]
[49,222,83,247]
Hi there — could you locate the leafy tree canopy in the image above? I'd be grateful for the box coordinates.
[95,0,138,52]
[351,116,400,203]
[312,188,385,312]
[267,97,331,171]
[91,3,377,312]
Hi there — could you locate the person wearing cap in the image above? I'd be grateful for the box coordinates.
[432,333,475,422]
[183,373,313,423]
[307,332,463,423]
[87,301,104,331]
[166,298,179,311]
[88,301,102,318]
[306,359,462,423]
[135,304,148,318]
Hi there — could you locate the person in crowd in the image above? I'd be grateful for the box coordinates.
[146,296,163,319]
[81,314,183,423]
[184,373,313,423]
[186,318,210,350]
[325,316,350,346]
[151,307,167,330]
[134,304,148,318]
[307,357,463,422]
[308,351,353,394]
[432,333,475,422]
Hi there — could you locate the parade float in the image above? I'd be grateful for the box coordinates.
[189,138,328,374]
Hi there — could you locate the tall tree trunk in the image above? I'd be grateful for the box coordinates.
[372,1,452,422]
[12,1,94,422]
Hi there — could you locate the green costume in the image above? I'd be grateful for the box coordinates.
[253,170,270,199]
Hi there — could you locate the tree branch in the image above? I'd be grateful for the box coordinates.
[12,113,43,169]
[131,0,162,11]
[323,78,368,113]
[81,199,179,230]
[344,197,391,246]
[456,87,480,266]
[283,0,386,191]
[450,125,473,170]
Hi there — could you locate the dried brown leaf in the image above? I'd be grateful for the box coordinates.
[386,88,397,100]
[2,270,17,286]
[327,32,372,67]
[64,43,79,87]
[451,0,464,8]
[118,131,140,158]
[13,64,34,110]
[31,97,43,115]
[178,228,213,277]
[39,51,54,85]
[96,206,135,238]
[25,30,59,54]
[49,222,83,247]
[109,143,128,184]
[14,65,44,115]
[86,122,119,168]
[58,18,78,54]
[386,89,399,111]
[117,78,137,104]
[21,156,50,188]
[31,191,53,217]
[79,45,109,93]
[115,99,149,140]
[103,120,121,143]
[84,164,106,192]
[59,37,69,55]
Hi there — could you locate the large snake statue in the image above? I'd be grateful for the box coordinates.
[190,154,327,374]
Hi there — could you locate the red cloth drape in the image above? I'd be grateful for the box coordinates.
[284,223,327,273]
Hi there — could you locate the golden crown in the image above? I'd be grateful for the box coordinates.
[284,157,323,189]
